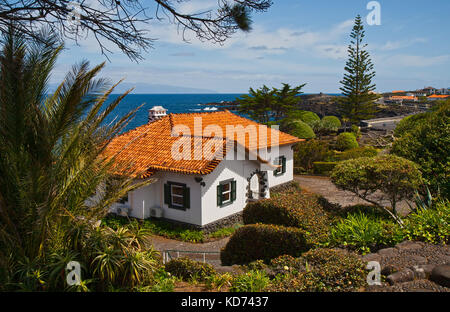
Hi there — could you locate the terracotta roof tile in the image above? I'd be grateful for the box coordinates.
[103,110,302,177]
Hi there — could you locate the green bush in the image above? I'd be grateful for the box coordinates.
[313,161,338,175]
[331,155,423,218]
[337,146,378,161]
[402,200,449,244]
[220,224,309,265]
[335,132,359,151]
[270,255,306,276]
[392,102,450,197]
[269,248,366,292]
[242,192,331,244]
[294,139,331,170]
[229,270,270,292]
[164,257,216,282]
[291,120,316,139]
[299,111,321,126]
[322,116,341,131]
[394,113,428,137]
[329,212,402,253]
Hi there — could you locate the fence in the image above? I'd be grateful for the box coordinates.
[162,249,221,265]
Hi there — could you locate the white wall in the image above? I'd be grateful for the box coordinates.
[266,144,294,188]
[128,173,202,225]
[200,155,260,226]
[127,143,295,226]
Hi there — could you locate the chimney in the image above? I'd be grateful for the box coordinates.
[148,106,167,123]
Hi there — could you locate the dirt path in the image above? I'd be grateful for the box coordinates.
[294,175,411,215]
[149,235,230,253]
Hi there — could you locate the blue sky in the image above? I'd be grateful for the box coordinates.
[53,0,450,93]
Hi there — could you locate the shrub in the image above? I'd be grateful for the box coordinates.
[294,139,331,170]
[337,146,378,161]
[322,116,341,131]
[291,120,316,139]
[329,212,402,253]
[351,125,361,139]
[392,102,450,197]
[335,132,358,151]
[205,273,233,291]
[394,113,428,137]
[269,248,366,292]
[164,257,216,282]
[243,192,331,244]
[402,200,449,244]
[220,224,309,265]
[331,155,423,219]
[270,181,302,196]
[313,161,338,175]
[270,255,306,276]
[299,111,321,126]
[229,270,270,292]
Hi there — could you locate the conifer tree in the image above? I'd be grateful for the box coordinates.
[339,15,378,124]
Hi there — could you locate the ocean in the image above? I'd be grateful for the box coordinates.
[105,93,243,132]
[105,93,341,132]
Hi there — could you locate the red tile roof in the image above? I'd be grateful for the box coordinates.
[103,110,302,177]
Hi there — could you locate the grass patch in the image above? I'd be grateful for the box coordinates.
[102,214,240,243]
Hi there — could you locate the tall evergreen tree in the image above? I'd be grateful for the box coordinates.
[339,15,378,124]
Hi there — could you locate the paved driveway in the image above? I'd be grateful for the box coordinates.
[294,175,411,216]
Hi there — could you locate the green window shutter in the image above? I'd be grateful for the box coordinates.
[183,186,190,209]
[231,180,236,202]
[164,183,170,205]
[217,184,222,206]
[282,156,286,173]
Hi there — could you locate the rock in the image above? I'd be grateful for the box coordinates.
[381,265,399,276]
[362,253,380,262]
[395,241,423,251]
[412,264,435,279]
[412,265,435,279]
[430,265,450,288]
[386,269,415,285]
[378,247,397,257]
[407,255,428,265]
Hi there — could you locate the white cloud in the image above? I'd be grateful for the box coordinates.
[381,54,450,67]
[379,38,427,51]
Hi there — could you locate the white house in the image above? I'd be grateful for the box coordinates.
[104,109,302,230]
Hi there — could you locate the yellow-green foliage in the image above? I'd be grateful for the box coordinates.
[243,191,331,244]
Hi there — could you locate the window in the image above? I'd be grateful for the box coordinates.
[273,156,286,176]
[164,182,190,210]
[217,179,236,207]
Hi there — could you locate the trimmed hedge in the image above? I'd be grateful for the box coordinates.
[337,146,378,161]
[291,120,316,139]
[242,192,330,244]
[165,257,216,281]
[299,111,321,126]
[322,116,341,131]
[220,224,309,265]
[313,161,338,175]
[336,132,358,151]
[268,248,367,292]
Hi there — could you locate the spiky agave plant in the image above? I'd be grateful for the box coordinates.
[0,26,156,290]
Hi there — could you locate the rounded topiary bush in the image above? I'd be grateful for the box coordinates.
[321,116,341,131]
[291,120,316,139]
[299,111,320,125]
[335,132,358,151]
[165,257,216,281]
[220,224,309,265]
[243,192,330,244]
